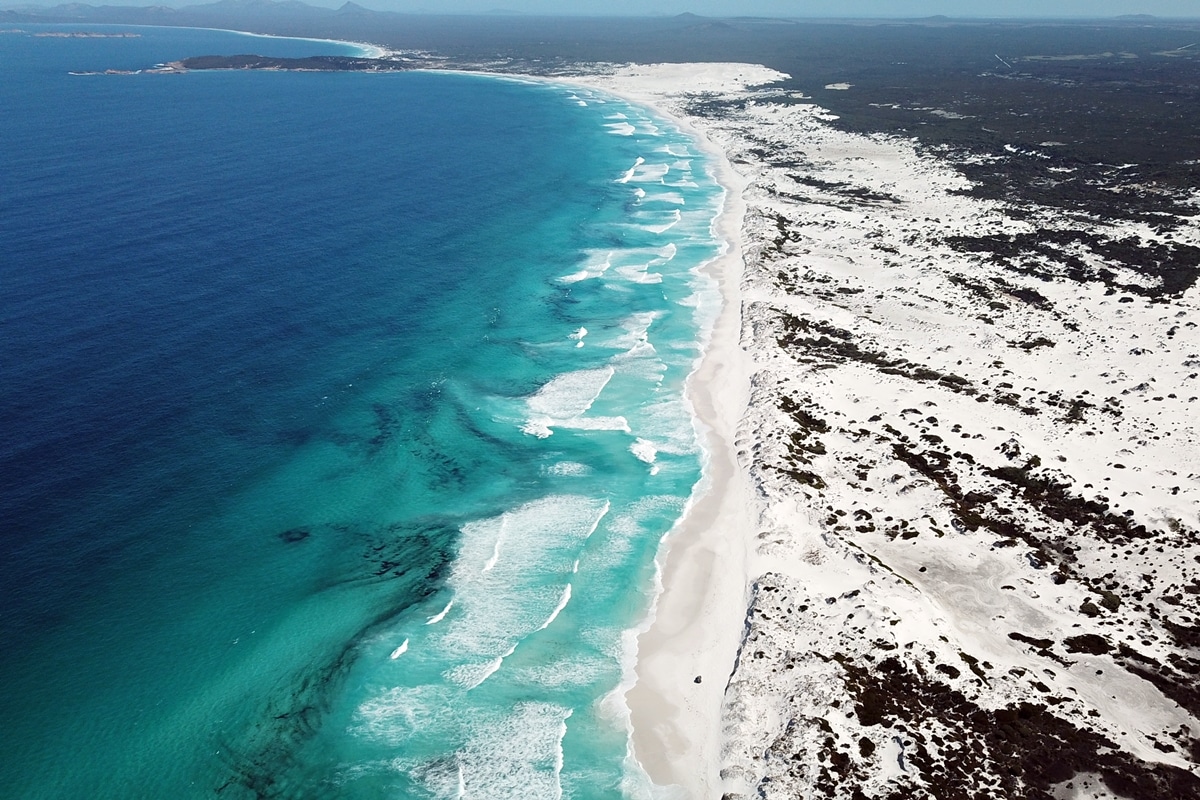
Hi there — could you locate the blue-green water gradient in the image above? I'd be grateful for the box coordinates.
[0,25,724,798]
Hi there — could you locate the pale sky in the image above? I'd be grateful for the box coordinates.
[18,0,1195,16]
[351,0,1200,15]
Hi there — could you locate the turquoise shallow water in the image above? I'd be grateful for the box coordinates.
[0,25,723,798]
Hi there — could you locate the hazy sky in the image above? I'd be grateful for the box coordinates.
[348,0,1200,15]
[18,0,1192,16]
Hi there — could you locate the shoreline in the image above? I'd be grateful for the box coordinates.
[556,66,782,798]
[63,20,1200,791]
[68,25,763,789]
[143,23,391,59]
[20,21,389,58]
[455,64,764,796]
[589,61,1200,800]
[474,64,771,796]
[554,60,1200,799]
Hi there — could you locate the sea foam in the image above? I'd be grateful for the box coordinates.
[523,367,628,438]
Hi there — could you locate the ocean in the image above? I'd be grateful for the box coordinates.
[0,25,724,799]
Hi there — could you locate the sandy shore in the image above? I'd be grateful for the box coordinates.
[562,65,782,799]
[569,62,1200,798]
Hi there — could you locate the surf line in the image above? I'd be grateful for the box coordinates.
[427,598,454,625]
[467,581,577,691]
[617,157,645,184]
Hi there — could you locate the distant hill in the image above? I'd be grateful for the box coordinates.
[175,0,337,17]
[13,3,180,20]
[2,0,371,22]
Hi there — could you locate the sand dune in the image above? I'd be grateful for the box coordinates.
[570,62,1200,799]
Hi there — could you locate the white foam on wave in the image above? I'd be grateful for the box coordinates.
[638,208,682,234]
[640,191,686,205]
[616,157,644,184]
[544,461,591,477]
[535,584,573,632]
[629,396,701,471]
[451,653,503,690]
[609,241,682,283]
[590,494,696,796]
[442,497,610,659]
[585,501,610,539]
[605,112,628,120]
[449,703,574,800]
[660,143,691,157]
[527,367,613,418]
[352,685,440,745]
[606,122,636,136]
[569,327,587,348]
[611,342,667,388]
[351,496,610,777]
[462,498,608,582]
[456,506,601,677]
[619,161,671,184]
[390,639,410,659]
[611,336,661,367]
[630,438,659,466]
[607,311,659,350]
[526,415,631,438]
[385,704,576,799]
[558,250,613,284]
[605,496,686,549]
[523,367,628,438]
[609,629,658,800]
[516,655,608,690]
[449,636,522,689]
[614,263,664,285]
[482,516,506,573]
[591,307,668,381]
[663,158,698,189]
[553,712,568,787]
[427,598,454,625]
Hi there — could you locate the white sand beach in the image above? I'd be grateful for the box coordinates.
[570,63,1200,798]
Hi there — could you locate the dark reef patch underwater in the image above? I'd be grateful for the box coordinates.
[0,25,723,798]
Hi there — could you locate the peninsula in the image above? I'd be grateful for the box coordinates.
[163,53,425,72]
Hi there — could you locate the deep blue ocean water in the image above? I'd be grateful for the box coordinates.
[0,25,723,799]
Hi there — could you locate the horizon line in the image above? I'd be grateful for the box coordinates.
[5,2,1200,21]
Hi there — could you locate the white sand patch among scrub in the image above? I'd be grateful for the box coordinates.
[538,60,1200,799]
